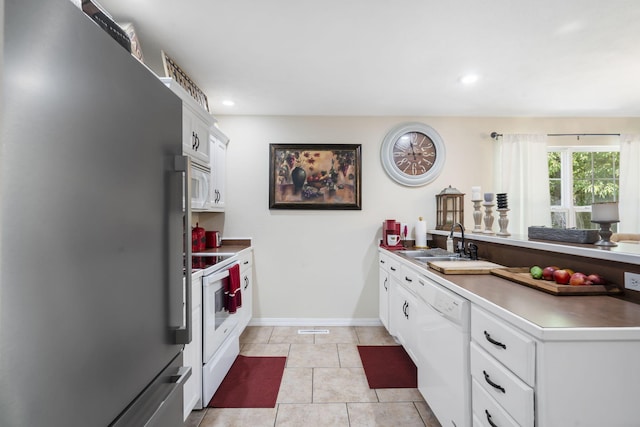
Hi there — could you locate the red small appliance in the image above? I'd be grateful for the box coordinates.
[205,231,221,249]
[192,222,206,269]
[381,219,404,250]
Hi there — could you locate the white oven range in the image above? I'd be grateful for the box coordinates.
[198,257,241,407]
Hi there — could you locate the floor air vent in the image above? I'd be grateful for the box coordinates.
[297,329,330,334]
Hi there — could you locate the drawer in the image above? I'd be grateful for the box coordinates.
[472,378,520,427]
[238,251,253,272]
[471,305,535,385]
[379,252,401,275]
[398,265,421,295]
[471,342,534,427]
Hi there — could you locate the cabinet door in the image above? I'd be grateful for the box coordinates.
[184,105,210,165]
[183,274,203,418]
[183,304,202,419]
[237,251,253,333]
[378,266,390,330]
[389,281,417,363]
[239,266,252,332]
[209,133,227,209]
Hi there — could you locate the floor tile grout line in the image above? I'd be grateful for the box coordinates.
[345,402,352,427]
[413,401,428,426]
[311,367,315,404]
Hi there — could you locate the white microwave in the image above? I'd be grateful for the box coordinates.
[190,161,210,210]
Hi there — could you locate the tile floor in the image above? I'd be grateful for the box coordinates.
[186,326,442,427]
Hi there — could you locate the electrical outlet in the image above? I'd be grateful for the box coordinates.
[624,272,640,291]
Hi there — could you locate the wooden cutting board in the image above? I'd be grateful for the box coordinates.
[491,267,623,296]
[427,260,506,274]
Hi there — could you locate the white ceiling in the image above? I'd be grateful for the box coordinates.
[97,0,640,117]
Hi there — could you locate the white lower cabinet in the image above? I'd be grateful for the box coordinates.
[381,249,640,427]
[389,272,419,364]
[378,252,398,330]
[183,271,203,420]
[237,249,253,332]
[471,342,534,427]
[472,378,519,427]
[471,305,535,427]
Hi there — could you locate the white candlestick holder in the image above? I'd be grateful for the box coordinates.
[496,208,511,236]
[472,199,483,233]
[483,202,495,234]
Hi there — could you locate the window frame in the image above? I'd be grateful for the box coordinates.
[547,145,620,229]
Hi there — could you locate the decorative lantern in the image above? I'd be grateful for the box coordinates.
[436,185,465,230]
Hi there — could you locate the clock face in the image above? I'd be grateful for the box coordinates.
[381,122,446,187]
[392,132,437,176]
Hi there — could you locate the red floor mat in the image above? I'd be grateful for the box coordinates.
[357,345,417,389]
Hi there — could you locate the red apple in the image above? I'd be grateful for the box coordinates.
[570,272,589,286]
[542,266,559,281]
[553,269,571,285]
[587,274,606,285]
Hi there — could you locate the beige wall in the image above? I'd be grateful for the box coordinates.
[212,116,640,323]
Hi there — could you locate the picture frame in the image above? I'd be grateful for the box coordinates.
[161,50,210,112]
[269,144,362,210]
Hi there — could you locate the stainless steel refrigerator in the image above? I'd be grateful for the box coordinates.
[1,0,191,425]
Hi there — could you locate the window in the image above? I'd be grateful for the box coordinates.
[548,147,619,229]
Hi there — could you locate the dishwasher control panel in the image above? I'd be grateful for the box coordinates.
[435,293,463,319]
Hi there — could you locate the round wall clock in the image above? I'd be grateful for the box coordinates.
[380,122,446,187]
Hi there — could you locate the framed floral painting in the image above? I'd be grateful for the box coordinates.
[269,144,362,210]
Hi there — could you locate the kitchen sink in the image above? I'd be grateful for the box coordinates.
[396,248,472,263]
[397,248,457,258]
[412,256,470,262]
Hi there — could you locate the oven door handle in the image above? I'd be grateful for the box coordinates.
[203,269,231,286]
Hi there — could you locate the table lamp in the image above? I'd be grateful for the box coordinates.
[591,202,619,247]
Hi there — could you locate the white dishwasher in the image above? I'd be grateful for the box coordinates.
[416,273,471,427]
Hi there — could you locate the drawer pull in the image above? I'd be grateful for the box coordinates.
[483,370,506,393]
[405,276,413,282]
[380,259,386,264]
[484,330,507,349]
[390,266,397,271]
[485,409,498,427]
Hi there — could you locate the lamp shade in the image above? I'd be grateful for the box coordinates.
[591,202,619,222]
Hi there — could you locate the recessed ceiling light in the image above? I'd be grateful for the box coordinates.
[222,100,235,106]
[460,74,479,85]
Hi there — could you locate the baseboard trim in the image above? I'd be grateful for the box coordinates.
[248,318,382,327]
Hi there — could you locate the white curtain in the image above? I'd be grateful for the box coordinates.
[619,134,640,233]
[494,134,550,236]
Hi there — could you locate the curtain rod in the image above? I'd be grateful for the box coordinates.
[490,132,621,140]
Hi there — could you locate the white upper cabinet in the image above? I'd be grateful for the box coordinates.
[209,127,229,211]
[161,77,231,212]
[182,103,211,165]
[160,77,214,166]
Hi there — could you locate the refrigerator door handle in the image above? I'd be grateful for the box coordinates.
[174,155,192,345]
[110,363,191,427]
[170,366,192,384]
